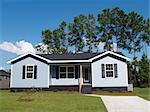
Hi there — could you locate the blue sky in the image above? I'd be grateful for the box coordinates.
[0,0,149,69]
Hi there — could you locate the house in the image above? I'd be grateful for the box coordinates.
[7,51,130,93]
[0,69,10,89]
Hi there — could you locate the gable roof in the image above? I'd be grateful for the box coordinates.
[7,51,131,64]
[0,70,10,77]
[7,52,51,64]
[89,51,130,62]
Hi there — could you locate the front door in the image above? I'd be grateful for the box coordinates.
[83,67,89,83]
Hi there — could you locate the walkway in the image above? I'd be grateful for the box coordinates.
[85,94,150,112]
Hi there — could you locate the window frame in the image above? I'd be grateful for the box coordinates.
[25,64,34,79]
[59,66,75,79]
[105,63,114,78]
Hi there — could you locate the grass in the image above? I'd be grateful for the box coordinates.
[134,87,150,101]
[92,87,150,101]
[0,90,107,112]
[92,91,136,96]
[91,88,136,96]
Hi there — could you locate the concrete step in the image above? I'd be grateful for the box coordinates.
[82,85,92,94]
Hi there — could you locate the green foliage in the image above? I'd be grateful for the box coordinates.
[97,8,114,51]
[118,12,147,61]
[38,7,149,66]
[137,53,150,87]
[128,53,150,88]
[59,21,68,51]
[84,14,97,53]
[40,21,68,54]
[68,14,86,52]
[97,7,126,51]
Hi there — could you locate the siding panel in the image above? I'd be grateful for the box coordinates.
[92,56,128,87]
[11,57,49,88]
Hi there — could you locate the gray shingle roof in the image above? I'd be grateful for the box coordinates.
[37,53,100,60]
[0,70,10,77]
[37,52,125,60]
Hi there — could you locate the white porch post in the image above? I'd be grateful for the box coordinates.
[47,64,50,87]
[79,65,83,93]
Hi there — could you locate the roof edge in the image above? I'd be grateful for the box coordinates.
[7,52,51,64]
[89,51,131,62]
[7,51,131,64]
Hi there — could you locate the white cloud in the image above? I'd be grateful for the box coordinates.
[0,40,36,55]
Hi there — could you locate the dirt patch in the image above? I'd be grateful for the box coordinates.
[17,96,34,102]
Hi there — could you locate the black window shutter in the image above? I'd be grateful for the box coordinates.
[56,66,59,79]
[101,64,105,78]
[114,64,118,78]
[22,65,25,79]
[75,65,78,79]
[34,65,37,79]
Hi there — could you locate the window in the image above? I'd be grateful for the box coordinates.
[101,64,118,78]
[59,66,75,78]
[68,67,75,78]
[106,64,113,77]
[22,65,37,79]
[106,64,113,70]
[26,65,34,78]
[27,66,33,71]
[60,67,66,78]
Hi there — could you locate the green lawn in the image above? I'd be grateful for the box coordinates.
[0,90,107,112]
[93,87,150,101]
[134,87,150,101]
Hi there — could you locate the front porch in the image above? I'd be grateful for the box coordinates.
[49,63,92,93]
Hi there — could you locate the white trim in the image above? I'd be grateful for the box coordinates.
[47,65,50,87]
[51,60,91,63]
[25,64,34,79]
[7,51,131,65]
[105,64,114,78]
[10,65,13,88]
[89,51,131,62]
[7,52,51,64]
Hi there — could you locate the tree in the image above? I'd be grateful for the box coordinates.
[41,29,54,54]
[118,12,146,61]
[97,7,127,51]
[110,7,127,50]
[58,21,68,52]
[84,14,97,53]
[38,21,68,54]
[140,19,150,54]
[137,53,149,87]
[68,14,86,53]
[52,29,61,53]
[97,8,113,51]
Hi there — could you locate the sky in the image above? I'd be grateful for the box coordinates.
[0,0,149,69]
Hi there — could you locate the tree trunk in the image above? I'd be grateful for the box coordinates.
[133,49,136,61]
